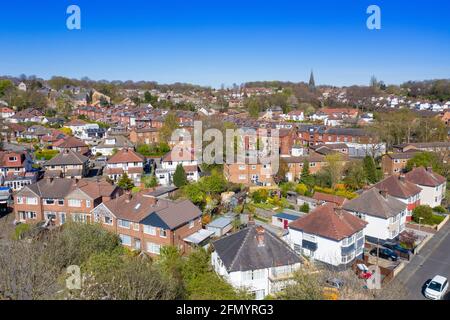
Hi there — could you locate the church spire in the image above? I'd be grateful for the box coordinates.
[309,70,316,91]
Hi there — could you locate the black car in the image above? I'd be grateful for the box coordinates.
[369,247,398,261]
[382,242,411,255]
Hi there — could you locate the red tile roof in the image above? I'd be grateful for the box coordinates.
[312,192,347,206]
[107,148,145,164]
[289,203,367,241]
[373,175,422,199]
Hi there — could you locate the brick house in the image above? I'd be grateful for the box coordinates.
[43,149,89,179]
[284,155,326,182]
[381,152,417,176]
[129,127,160,145]
[14,177,122,225]
[223,160,274,186]
[105,148,145,186]
[91,191,204,255]
[53,136,90,155]
[0,151,37,191]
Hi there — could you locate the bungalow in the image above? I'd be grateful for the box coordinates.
[211,224,302,300]
[405,167,446,208]
[53,136,90,155]
[343,188,407,243]
[287,203,367,268]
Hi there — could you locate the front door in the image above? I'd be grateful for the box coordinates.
[283,219,289,229]
[134,239,141,251]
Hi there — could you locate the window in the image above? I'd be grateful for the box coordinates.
[17,196,24,204]
[86,200,91,208]
[133,223,140,231]
[160,229,167,238]
[68,199,81,207]
[146,242,161,254]
[143,225,156,235]
[72,213,88,223]
[104,216,113,225]
[26,197,38,205]
[238,174,246,180]
[57,199,64,206]
[59,212,66,225]
[119,234,132,246]
[44,199,55,205]
[251,165,256,170]
[189,220,194,229]
[118,219,131,229]
[239,165,246,170]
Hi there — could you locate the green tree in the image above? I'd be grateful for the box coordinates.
[412,205,434,225]
[173,164,188,187]
[406,152,443,175]
[159,112,179,142]
[117,173,135,191]
[344,160,367,190]
[300,160,314,187]
[363,156,379,184]
[324,153,344,188]
[141,175,158,188]
[182,183,205,205]
[299,203,310,213]
[0,79,14,97]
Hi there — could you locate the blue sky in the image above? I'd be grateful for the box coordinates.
[0,0,449,87]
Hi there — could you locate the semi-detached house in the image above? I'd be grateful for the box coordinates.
[92,191,205,255]
[287,203,367,268]
[14,177,122,225]
[343,188,407,243]
[405,166,446,208]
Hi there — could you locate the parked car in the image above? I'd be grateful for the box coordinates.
[369,247,398,261]
[382,242,411,255]
[356,263,372,279]
[325,278,345,289]
[424,275,449,300]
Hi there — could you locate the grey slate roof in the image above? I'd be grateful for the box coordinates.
[22,178,75,199]
[343,187,406,219]
[212,224,302,272]
[44,150,88,166]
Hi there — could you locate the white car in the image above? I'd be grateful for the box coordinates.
[424,275,448,300]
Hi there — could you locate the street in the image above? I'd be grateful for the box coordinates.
[395,221,450,300]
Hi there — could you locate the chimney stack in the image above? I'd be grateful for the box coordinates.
[426,166,432,172]
[399,174,405,182]
[125,192,132,203]
[379,189,388,198]
[255,226,265,247]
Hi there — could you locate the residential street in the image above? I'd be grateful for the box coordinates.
[396,222,450,300]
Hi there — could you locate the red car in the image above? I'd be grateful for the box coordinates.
[356,264,372,279]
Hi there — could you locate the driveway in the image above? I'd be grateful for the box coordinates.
[395,221,450,300]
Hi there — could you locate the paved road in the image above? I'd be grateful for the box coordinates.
[396,221,450,300]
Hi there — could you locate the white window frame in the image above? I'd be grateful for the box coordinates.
[143,225,156,235]
[68,199,82,207]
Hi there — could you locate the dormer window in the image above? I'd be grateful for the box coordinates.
[9,156,17,161]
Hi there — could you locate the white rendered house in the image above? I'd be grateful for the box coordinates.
[286,203,367,268]
[211,224,302,300]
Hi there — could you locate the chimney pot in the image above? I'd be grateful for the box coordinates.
[379,189,388,198]
[426,166,432,172]
[255,226,265,247]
